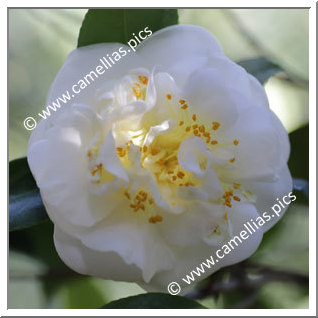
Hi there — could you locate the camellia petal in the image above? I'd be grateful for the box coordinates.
[28,24,292,293]
[54,226,144,282]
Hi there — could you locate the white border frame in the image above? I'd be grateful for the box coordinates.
[3,1,316,316]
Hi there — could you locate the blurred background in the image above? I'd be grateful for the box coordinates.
[9,9,309,309]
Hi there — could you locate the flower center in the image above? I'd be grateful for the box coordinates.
[86,74,248,225]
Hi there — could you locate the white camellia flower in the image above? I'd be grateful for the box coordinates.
[28,25,292,293]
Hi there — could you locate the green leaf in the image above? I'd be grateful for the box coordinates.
[100,293,206,309]
[9,157,48,231]
[237,57,283,85]
[77,9,178,47]
[10,220,83,303]
[288,124,309,203]
[288,124,309,180]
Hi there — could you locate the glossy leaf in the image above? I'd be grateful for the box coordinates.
[100,292,206,309]
[288,124,309,180]
[9,157,48,231]
[78,9,178,47]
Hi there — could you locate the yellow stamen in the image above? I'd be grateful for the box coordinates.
[148,215,163,224]
[132,83,142,99]
[138,75,148,85]
[166,94,172,100]
[151,148,159,156]
[116,147,126,157]
[91,163,103,176]
[212,121,220,130]
[124,191,131,200]
[177,171,185,179]
[157,158,165,165]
